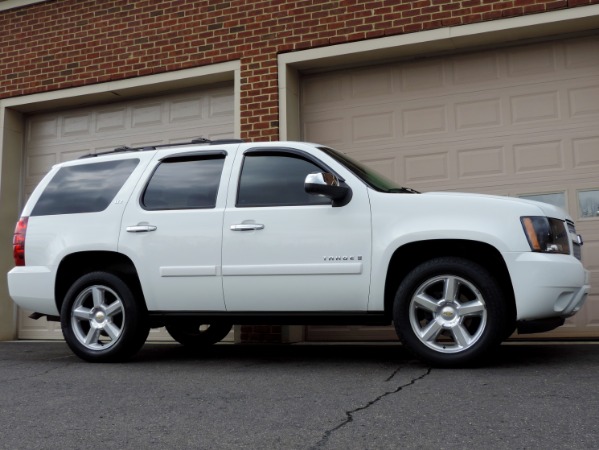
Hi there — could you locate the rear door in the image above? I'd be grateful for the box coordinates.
[119,148,233,312]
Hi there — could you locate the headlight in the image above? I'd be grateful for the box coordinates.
[521,216,570,254]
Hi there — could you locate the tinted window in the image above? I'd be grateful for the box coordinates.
[237,153,330,207]
[31,159,139,216]
[142,155,225,210]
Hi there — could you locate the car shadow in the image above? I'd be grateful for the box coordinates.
[130,341,598,369]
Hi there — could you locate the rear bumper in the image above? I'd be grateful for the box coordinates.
[504,252,590,321]
[6,266,59,316]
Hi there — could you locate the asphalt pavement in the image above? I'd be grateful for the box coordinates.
[0,340,598,450]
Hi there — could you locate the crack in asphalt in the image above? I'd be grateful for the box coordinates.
[384,366,402,382]
[312,366,432,449]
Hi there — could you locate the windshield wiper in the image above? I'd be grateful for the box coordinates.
[387,187,420,194]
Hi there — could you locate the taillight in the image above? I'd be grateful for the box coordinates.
[13,217,28,266]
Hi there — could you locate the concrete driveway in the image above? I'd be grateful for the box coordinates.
[0,341,597,449]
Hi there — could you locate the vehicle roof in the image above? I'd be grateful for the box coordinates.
[78,139,325,160]
[78,138,246,159]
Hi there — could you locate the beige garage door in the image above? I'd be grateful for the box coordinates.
[18,84,235,340]
[302,35,599,340]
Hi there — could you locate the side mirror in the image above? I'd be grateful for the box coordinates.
[304,172,352,207]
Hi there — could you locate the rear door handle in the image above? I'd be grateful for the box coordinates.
[230,224,264,231]
[126,224,157,233]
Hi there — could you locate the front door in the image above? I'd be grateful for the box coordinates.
[222,148,372,312]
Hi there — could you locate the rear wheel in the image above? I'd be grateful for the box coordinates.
[393,257,506,367]
[166,321,232,347]
[60,272,149,362]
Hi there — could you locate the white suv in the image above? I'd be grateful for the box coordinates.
[7,139,590,366]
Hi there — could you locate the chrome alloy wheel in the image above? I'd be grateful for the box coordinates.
[409,275,487,354]
[70,285,125,351]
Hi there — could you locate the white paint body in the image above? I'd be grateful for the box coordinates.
[7,141,590,324]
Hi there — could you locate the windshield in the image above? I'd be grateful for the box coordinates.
[317,146,419,194]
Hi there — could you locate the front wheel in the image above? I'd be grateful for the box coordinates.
[60,272,149,362]
[165,321,232,347]
[393,257,506,367]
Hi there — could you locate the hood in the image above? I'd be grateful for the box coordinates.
[422,191,571,221]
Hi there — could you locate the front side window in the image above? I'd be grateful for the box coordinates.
[31,159,139,216]
[237,152,331,207]
[142,155,225,210]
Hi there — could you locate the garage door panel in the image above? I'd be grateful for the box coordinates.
[452,52,501,85]
[352,110,396,143]
[62,113,93,138]
[402,104,449,137]
[302,75,346,107]
[350,66,394,99]
[397,59,446,93]
[303,116,345,148]
[573,135,599,169]
[27,116,60,143]
[513,139,564,173]
[18,84,235,341]
[569,84,599,118]
[510,89,560,124]
[455,97,503,131]
[457,146,506,179]
[97,107,128,132]
[564,35,599,69]
[506,44,556,77]
[404,151,450,184]
[302,35,599,340]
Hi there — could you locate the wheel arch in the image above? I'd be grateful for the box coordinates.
[384,239,516,330]
[55,251,146,314]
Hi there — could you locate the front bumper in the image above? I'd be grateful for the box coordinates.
[504,252,590,321]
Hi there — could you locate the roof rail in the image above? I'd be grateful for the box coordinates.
[79,138,244,159]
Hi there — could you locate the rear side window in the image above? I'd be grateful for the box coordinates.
[142,154,225,210]
[31,159,139,216]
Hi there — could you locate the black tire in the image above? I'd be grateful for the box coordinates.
[393,257,506,367]
[60,271,149,362]
[165,321,233,347]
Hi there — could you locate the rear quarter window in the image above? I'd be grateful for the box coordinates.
[31,159,139,216]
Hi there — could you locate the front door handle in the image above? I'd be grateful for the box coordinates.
[126,224,157,233]
[230,224,265,231]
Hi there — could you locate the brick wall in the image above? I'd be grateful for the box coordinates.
[1,0,598,142]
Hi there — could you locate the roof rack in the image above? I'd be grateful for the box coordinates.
[79,138,244,159]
